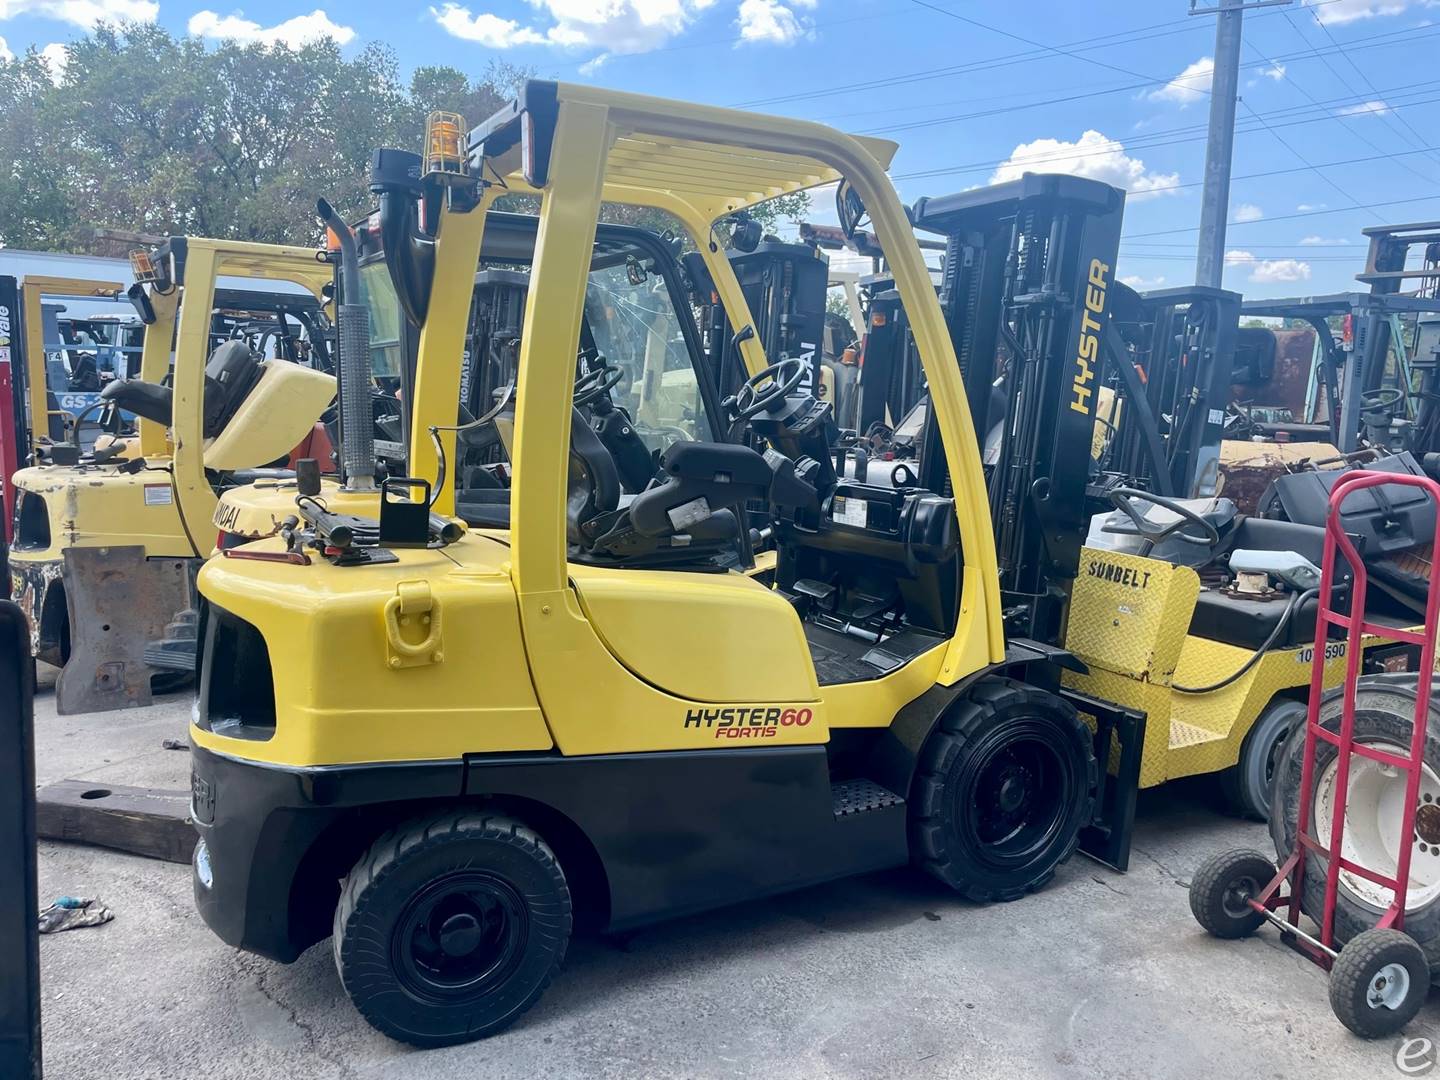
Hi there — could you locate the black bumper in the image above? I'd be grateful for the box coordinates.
[190,744,463,963]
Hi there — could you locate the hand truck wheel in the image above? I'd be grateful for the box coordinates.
[1328,928,1430,1039]
[1189,849,1274,939]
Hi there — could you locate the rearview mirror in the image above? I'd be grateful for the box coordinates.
[836,180,867,241]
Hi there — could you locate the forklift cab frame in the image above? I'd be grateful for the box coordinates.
[7,240,336,714]
[451,80,1005,680]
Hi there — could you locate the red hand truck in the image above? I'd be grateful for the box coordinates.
[1190,469,1440,1038]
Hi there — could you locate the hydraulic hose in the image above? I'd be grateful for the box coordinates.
[317,198,376,492]
[1173,588,1319,695]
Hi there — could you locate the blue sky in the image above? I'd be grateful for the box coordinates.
[4,0,1440,297]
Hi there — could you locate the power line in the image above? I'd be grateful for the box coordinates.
[1126,192,1440,238]
[1256,14,1440,187]
[856,22,1440,137]
[730,16,1203,110]
[1297,7,1440,169]
[728,0,1381,114]
[888,82,1440,180]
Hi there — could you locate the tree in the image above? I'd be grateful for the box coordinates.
[0,24,529,252]
[0,24,810,255]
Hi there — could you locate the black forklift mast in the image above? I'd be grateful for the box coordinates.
[912,173,1126,647]
[1104,285,1242,499]
[706,239,829,405]
[853,272,927,435]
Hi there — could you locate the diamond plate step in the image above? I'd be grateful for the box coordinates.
[832,778,905,818]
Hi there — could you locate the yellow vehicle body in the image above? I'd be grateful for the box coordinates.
[8,240,336,712]
[188,82,1121,1047]
[1062,545,1418,791]
[193,85,1001,760]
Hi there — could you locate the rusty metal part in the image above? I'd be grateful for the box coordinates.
[53,546,194,715]
[1417,802,1440,846]
[1231,328,1317,420]
[1216,439,1341,515]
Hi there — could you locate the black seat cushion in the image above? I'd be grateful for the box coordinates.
[1189,588,1320,651]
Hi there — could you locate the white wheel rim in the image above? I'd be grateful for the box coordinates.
[1368,961,1411,1011]
[1314,741,1440,913]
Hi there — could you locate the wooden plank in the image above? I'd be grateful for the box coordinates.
[35,780,195,864]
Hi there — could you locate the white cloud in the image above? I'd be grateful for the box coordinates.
[188,9,356,47]
[0,36,11,61]
[1337,99,1391,116]
[1297,202,1325,211]
[1233,202,1263,222]
[431,0,718,64]
[1306,0,1411,25]
[39,40,66,80]
[990,130,1180,201]
[1300,235,1349,245]
[736,0,814,44]
[430,3,544,46]
[1147,56,1213,107]
[1250,258,1312,283]
[1120,274,1167,291]
[1261,62,1286,81]
[1226,249,1311,282]
[0,0,158,29]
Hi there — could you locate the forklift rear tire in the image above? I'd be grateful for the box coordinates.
[1270,677,1440,979]
[1188,849,1272,939]
[912,678,1097,902]
[1329,929,1429,1038]
[333,810,572,1047]
[1220,698,1307,822]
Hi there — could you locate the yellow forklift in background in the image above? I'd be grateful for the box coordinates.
[8,240,336,712]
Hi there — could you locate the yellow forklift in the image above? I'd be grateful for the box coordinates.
[7,240,336,712]
[187,84,1159,1045]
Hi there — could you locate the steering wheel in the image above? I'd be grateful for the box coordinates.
[1106,487,1221,549]
[573,358,625,408]
[1360,387,1406,414]
[731,357,808,420]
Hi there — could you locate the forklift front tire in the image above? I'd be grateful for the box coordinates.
[1188,849,1272,939]
[911,678,1097,902]
[333,810,573,1047]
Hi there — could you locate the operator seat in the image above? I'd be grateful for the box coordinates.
[453,407,620,534]
[577,441,771,567]
[1188,517,1334,650]
[97,340,264,439]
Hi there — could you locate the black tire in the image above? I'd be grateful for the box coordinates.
[1188,849,1273,939]
[333,810,572,1047]
[1220,698,1307,821]
[1329,928,1429,1038]
[150,671,194,695]
[1271,674,1440,977]
[911,677,1098,902]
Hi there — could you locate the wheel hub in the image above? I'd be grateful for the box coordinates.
[1416,802,1440,846]
[1368,962,1411,1011]
[391,871,529,1001]
[439,912,483,957]
[1315,741,1440,912]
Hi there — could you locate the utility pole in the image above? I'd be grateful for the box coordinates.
[1190,0,1291,288]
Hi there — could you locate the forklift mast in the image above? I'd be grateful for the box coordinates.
[912,173,1126,646]
[709,240,828,405]
[1104,285,1241,499]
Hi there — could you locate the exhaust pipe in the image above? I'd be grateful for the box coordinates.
[317,198,376,492]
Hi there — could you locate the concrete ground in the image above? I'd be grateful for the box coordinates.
[30,676,1440,1080]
